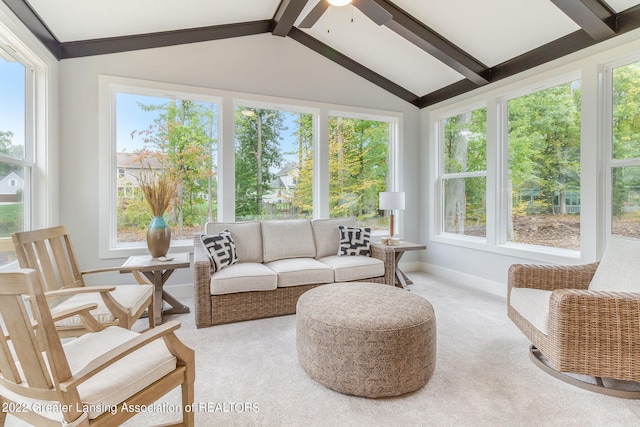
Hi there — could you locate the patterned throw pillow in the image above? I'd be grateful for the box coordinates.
[201,230,238,272]
[338,226,371,256]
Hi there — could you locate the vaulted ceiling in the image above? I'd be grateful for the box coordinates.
[3,0,640,108]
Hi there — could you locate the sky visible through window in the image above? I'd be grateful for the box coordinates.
[0,58,25,150]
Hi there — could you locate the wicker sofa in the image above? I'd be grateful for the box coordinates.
[194,217,395,328]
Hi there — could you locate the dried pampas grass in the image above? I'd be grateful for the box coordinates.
[136,167,178,217]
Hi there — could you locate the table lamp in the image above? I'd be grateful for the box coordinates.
[379,191,405,245]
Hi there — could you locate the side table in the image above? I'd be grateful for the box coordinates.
[120,253,191,325]
[386,241,427,290]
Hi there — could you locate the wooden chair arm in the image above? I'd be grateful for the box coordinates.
[50,303,105,332]
[44,286,116,299]
[59,321,182,392]
[508,262,599,292]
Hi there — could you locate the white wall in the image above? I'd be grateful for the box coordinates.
[57,34,420,287]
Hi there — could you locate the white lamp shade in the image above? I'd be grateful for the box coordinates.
[379,191,405,210]
[328,0,352,6]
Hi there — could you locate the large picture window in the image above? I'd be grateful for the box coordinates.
[329,115,391,231]
[506,80,581,250]
[114,91,218,245]
[609,59,640,238]
[234,105,313,221]
[0,46,32,267]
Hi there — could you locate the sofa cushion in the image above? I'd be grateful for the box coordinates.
[210,263,277,295]
[509,288,552,335]
[201,231,238,272]
[312,217,358,259]
[338,226,371,256]
[205,221,263,263]
[589,235,640,292]
[319,255,385,282]
[262,219,316,263]
[266,258,334,288]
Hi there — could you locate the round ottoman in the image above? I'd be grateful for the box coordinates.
[296,282,436,398]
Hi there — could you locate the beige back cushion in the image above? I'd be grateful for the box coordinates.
[589,235,640,292]
[204,221,263,263]
[312,217,358,258]
[262,219,316,263]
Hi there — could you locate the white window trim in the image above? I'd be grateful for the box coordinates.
[99,75,403,259]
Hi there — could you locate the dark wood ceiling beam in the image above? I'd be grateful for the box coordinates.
[59,20,273,59]
[420,4,640,108]
[288,27,420,106]
[272,0,309,37]
[2,0,60,58]
[550,0,616,39]
[372,0,490,86]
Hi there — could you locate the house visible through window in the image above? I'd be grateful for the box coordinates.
[0,43,31,268]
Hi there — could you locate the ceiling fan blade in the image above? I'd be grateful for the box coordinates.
[299,1,330,28]
[353,0,393,26]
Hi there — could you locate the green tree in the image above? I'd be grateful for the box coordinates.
[329,118,389,222]
[234,108,285,219]
[508,81,581,215]
[132,100,216,237]
[0,130,24,176]
[292,114,313,215]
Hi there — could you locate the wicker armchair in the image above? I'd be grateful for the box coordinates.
[508,236,640,398]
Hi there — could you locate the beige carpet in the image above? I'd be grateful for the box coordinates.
[7,272,640,426]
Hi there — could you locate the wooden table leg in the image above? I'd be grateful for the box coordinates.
[394,252,412,290]
[142,269,190,325]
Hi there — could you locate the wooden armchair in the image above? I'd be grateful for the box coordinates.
[508,236,640,398]
[12,226,154,337]
[0,269,194,426]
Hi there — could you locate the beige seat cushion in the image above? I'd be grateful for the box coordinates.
[589,235,640,292]
[0,326,176,421]
[262,219,316,262]
[509,288,552,335]
[318,255,385,282]
[52,284,153,327]
[210,262,277,295]
[312,217,357,259]
[205,221,263,263]
[266,258,334,287]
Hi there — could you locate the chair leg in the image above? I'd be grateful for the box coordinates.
[529,345,640,399]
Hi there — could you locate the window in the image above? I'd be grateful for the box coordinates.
[439,107,487,238]
[609,59,640,238]
[234,105,313,221]
[329,114,393,231]
[506,80,581,250]
[0,45,32,267]
[113,90,218,246]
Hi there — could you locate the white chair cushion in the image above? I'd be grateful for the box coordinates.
[312,217,357,259]
[205,221,263,263]
[318,255,385,282]
[266,258,334,288]
[589,235,640,292]
[0,326,176,421]
[210,262,277,295]
[52,284,153,327]
[509,288,552,335]
[261,219,316,263]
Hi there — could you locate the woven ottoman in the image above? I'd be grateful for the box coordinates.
[296,282,436,398]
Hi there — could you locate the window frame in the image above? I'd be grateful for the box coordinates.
[603,53,640,246]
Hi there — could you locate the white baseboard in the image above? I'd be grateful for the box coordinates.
[416,262,507,299]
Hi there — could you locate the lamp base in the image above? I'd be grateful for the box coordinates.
[381,237,400,246]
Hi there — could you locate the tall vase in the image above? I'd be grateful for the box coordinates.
[147,216,171,258]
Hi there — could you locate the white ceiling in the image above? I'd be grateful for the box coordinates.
[18,0,640,104]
